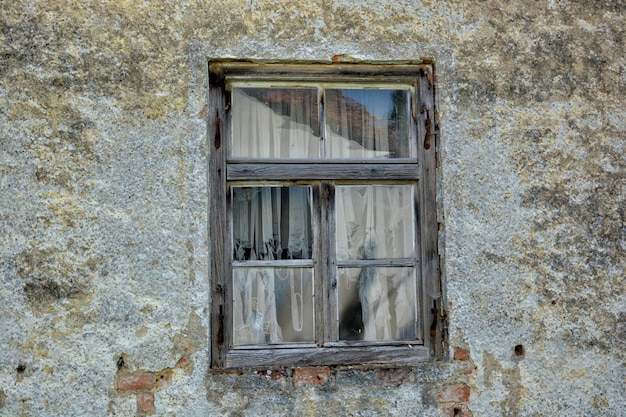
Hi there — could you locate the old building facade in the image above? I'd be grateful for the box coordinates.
[0,1,624,415]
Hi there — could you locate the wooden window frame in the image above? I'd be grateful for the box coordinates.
[209,61,441,369]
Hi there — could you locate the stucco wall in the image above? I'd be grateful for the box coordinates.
[1,1,624,415]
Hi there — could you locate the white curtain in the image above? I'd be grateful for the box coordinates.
[336,185,414,260]
[233,187,311,262]
[230,87,415,343]
[232,187,312,345]
[232,88,407,159]
[233,268,283,344]
[326,90,389,159]
[232,88,319,158]
[325,89,409,159]
[336,185,416,341]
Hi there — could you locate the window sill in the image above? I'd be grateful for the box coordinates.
[222,345,429,369]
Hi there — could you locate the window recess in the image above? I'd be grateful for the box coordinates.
[209,61,440,369]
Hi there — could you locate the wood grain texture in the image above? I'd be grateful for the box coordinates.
[227,163,419,181]
[226,345,429,369]
[417,65,441,359]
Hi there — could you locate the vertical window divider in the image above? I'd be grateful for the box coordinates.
[311,184,324,346]
[321,182,337,343]
[319,87,326,159]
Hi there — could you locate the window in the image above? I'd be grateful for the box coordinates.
[209,61,441,369]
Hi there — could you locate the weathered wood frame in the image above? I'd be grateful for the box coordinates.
[209,61,440,369]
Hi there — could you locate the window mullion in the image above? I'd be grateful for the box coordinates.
[320,182,337,343]
[319,87,326,159]
[311,184,325,345]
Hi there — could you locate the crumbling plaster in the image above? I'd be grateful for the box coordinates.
[0,0,624,415]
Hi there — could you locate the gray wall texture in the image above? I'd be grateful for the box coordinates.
[1,1,624,416]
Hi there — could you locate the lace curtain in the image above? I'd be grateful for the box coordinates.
[230,88,416,345]
[232,87,409,159]
[232,187,314,345]
[232,88,320,159]
[325,89,409,159]
[336,185,417,341]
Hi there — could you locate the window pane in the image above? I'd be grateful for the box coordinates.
[335,185,415,260]
[338,267,416,341]
[232,187,312,260]
[325,89,410,159]
[233,268,314,345]
[232,88,320,158]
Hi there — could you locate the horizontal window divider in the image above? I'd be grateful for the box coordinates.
[228,163,419,181]
[336,259,417,267]
[232,260,314,268]
[225,345,429,369]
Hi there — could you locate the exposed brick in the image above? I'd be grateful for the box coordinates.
[137,392,155,414]
[176,357,194,374]
[292,367,331,387]
[437,383,470,403]
[378,367,415,386]
[116,372,156,391]
[453,348,470,361]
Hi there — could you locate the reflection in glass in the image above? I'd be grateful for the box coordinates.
[336,185,415,260]
[232,88,320,158]
[232,187,312,261]
[325,89,409,158]
[338,267,416,341]
[233,268,314,345]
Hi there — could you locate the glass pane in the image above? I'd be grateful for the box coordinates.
[335,185,415,260]
[232,187,312,260]
[338,267,416,341]
[233,268,314,345]
[232,88,320,158]
[325,89,410,159]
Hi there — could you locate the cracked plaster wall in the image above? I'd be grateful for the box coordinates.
[0,0,624,416]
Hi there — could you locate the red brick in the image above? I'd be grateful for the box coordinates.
[116,372,156,391]
[176,357,194,374]
[437,383,470,403]
[378,367,415,386]
[137,392,155,414]
[453,348,470,361]
[292,367,331,387]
